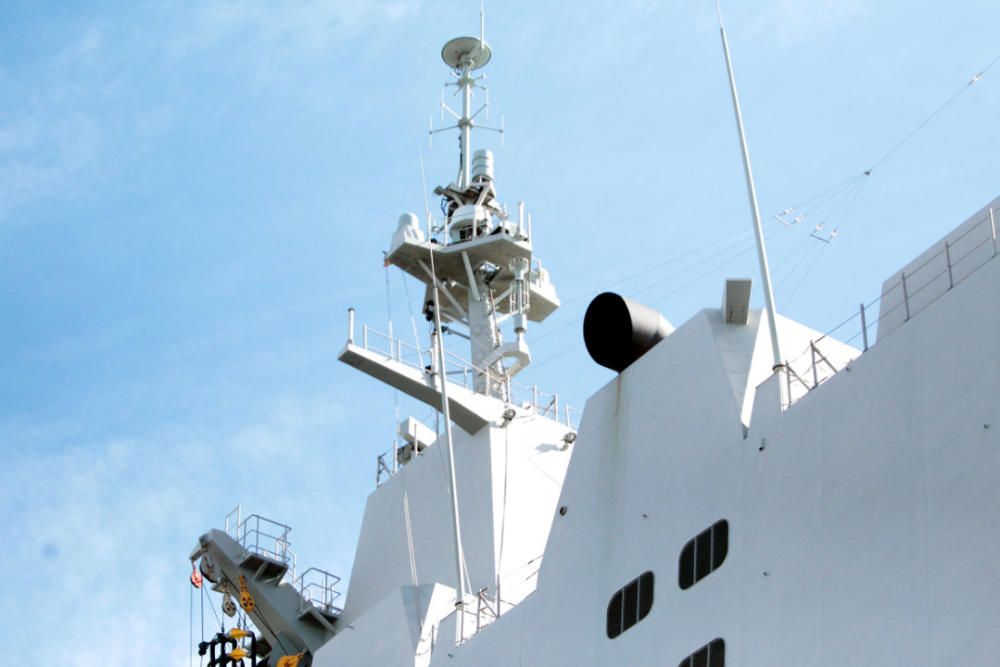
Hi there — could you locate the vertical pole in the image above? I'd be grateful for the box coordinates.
[859,302,869,352]
[388,320,396,360]
[901,272,911,321]
[810,342,819,389]
[429,254,468,641]
[527,213,533,241]
[944,241,954,289]
[717,9,786,404]
[990,207,997,257]
[348,308,355,344]
[518,201,525,237]
[363,325,368,350]
[785,364,792,409]
[460,63,473,189]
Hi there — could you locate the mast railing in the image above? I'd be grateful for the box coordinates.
[350,316,579,429]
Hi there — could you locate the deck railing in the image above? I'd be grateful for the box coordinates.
[783,206,997,405]
[346,311,579,430]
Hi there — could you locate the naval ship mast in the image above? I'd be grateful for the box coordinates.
[340,22,563,641]
[344,28,560,422]
[187,25,575,664]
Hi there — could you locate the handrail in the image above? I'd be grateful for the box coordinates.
[782,206,998,408]
[296,567,343,616]
[237,514,293,566]
[350,319,579,429]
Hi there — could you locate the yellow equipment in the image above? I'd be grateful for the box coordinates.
[238,574,255,613]
[228,647,249,660]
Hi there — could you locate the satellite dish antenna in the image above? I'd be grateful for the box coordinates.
[441,36,491,70]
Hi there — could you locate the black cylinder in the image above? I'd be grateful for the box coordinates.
[583,292,672,372]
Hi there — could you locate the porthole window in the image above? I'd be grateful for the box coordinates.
[678,638,725,667]
[678,520,728,590]
[606,571,654,639]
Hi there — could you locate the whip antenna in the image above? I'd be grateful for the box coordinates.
[716,1,786,388]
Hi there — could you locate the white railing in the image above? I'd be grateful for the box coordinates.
[424,210,530,248]
[237,514,293,565]
[424,553,546,654]
[222,506,344,592]
[783,206,998,405]
[346,311,580,430]
[296,567,343,616]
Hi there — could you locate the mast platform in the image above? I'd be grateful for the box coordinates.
[386,231,560,323]
[338,341,503,434]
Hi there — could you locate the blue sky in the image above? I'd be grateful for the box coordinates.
[1,1,997,663]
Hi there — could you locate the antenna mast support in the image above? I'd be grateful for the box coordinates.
[717,7,786,382]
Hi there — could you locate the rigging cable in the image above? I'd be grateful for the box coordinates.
[190,578,194,667]
[200,582,205,641]
[496,423,512,598]
[760,52,997,307]
[202,581,223,632]
[782,178,869,307]
[536,222,758,334]
[773,49,1000,231]
[529,222,790,371]
[772,174,868,294]
[532,222,777,346]
[398,267,425,366]
[385,259,403,474]
[866,52,1000,175]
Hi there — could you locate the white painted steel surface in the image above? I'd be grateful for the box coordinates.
[311,199,1000,664]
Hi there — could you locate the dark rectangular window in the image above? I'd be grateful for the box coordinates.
[606,589,622,638]
[606,571,654,639]
[622,579,639,629]
[678,520,729,590]
[695,530,712,578]
[679,638,725,667]
[679,539,695,589]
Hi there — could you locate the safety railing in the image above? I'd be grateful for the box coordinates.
[424,207,531,248]
[782,206,998,406]
[346,310,579,430]
[224,505,242,539]
[425,553,546,653]
[296,567,343,617]
[238,514,293,566]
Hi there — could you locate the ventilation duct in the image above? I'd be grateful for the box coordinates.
[583,292,673,372]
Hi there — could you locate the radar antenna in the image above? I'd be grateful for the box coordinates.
[430,7,504,188]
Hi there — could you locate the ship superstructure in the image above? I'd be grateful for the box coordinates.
[186,17,1000,667]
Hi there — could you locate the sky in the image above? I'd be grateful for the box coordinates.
[1,1,998,663]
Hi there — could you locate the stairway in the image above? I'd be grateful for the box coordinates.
[190,512,341,663]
